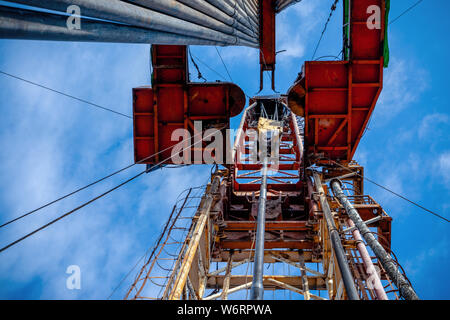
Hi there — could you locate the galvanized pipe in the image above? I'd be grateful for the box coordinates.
[0,5,222,45]
[330,179,420,300]
[127,0,257,41]
[250,156,269,300]
[169,176,221,300]
[312,172,360,300]
[4,0,258,46]
[346,219,388,300]
[240,0,258,17]
[223,0,258,29]
[248,0,259,13]
[289,110,304,164]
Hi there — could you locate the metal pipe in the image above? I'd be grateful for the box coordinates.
[290,110,304,164]
[203,282,252,300]
[250,156,269,300]
[179,0,257,35]
[330,179,420,300]
[248,0,259,14]
[206,0,258,31]
[276,0,302,13]
[127,0,256,40]
[5,0,258,46]
[298,251,311,300]
[312,172,360,300]
[306,177,320,217]
[0,5,222,45]
[231,102,257,161]
[239,0,258,18]
[346,219,388,300]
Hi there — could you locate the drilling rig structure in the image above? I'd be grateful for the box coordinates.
[0,0,419,300]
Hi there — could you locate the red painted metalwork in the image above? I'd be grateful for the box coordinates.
[133,45,246,164]
[288,0,386,163]
[259,0,276,90]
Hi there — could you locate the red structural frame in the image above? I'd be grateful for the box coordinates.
[133,45,246,164]
[289,0,386,163]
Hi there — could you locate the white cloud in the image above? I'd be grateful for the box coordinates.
[438,151,450,184]
[418,113,449,139]
[375,58,428,123]
[276,0,322,63]
[0,40,207,299]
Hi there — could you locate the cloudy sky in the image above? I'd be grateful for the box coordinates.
[0,0,449,300]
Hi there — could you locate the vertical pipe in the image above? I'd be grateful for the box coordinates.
[221,252,233,300]
[330,179,419,300]
[250,156,269,300]
[289,110,304,164]
[298,251,311,300]
[125,188,192,299]
[312,172,360,300]
[231,102,257,162]
[346,219,388,300]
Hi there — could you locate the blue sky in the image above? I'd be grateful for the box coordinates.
[0,0,449,300]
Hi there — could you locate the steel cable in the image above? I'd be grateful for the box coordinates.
[0,70,132,119]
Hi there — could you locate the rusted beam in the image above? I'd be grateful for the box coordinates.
[168,176,221,300]
[223,221,310,231]
[298,251,311,300]
[221,253,233,300]
[207,275,327,291]
[346,219,388,300]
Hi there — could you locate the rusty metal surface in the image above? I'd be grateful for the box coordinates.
[133,45,246,164]
[287,0,386,163]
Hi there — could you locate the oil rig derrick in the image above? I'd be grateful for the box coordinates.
[127,92,416,300]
